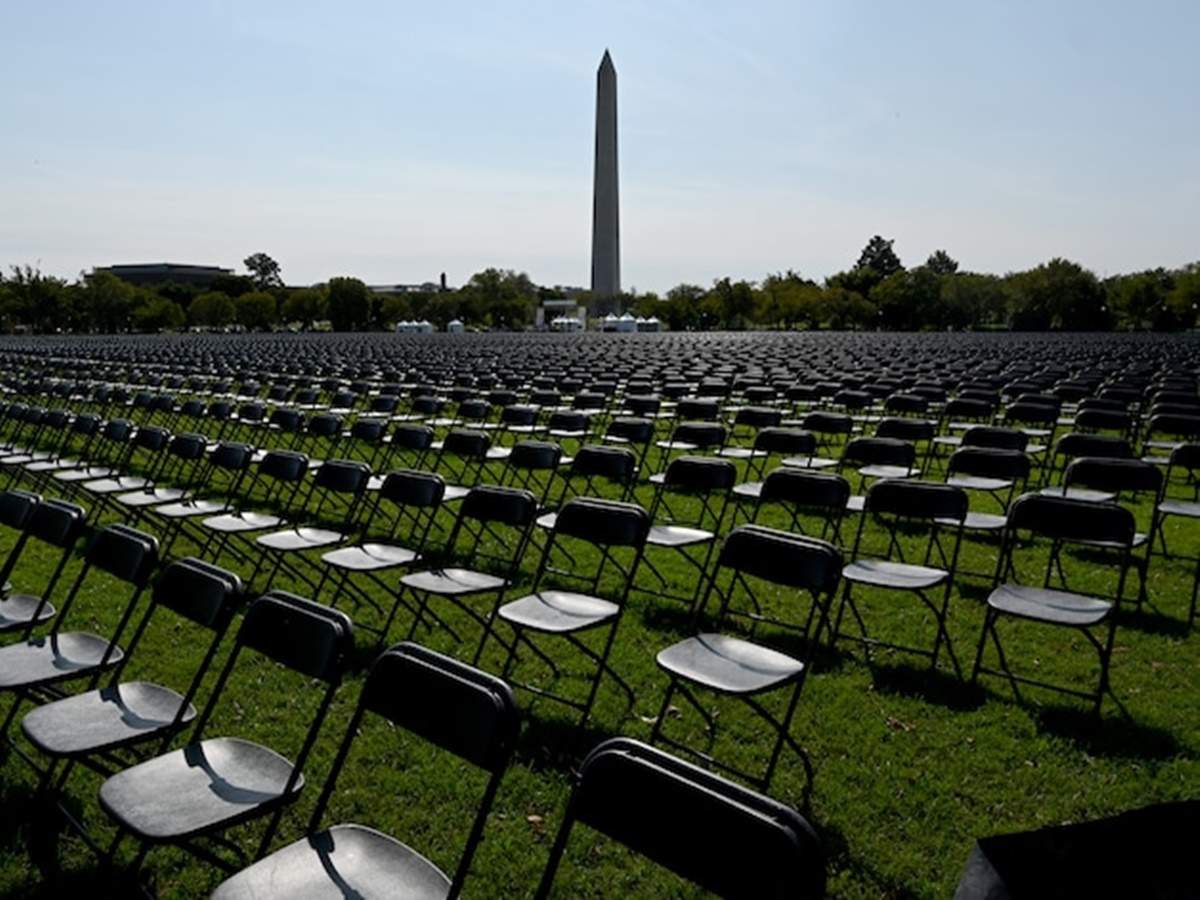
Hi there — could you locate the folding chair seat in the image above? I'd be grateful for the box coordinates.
[0,525,157,742]
[1141,413,1200,462]
[745,468,849,542]
[495,403,541,441]
[497,498,650,726]
[601,416,654,471]
[536,737,825,898]
[726,406,782,446]
[0,496,86,636]
[0,408,69,472]
[298,412,345,465]
[961,425,1030,453]
[212,642,519,900]
[944,447,1031,531]
[971,494,1136,714]
[96,591,353,878]
[651,526,841,791]
[1073,407,1133,438]
[341,416,389,469]
[255,460,372,592]
[933,399,995,456]
[544,410,592,448]
[20,559,242,794]
[142,441,254,550]
[400,485,536,659]
[875,417,936,468]
[835,480,969,677]
[643,457,735,608]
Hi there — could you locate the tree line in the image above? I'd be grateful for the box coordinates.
[2,241,1198,334]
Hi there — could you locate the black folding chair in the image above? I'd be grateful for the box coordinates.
[197,449,310,566]
[211,643,519,900]
[746,468,850,544]
[497,498,650,727]
[19,559,242,854]
[971,493,1136,715]
[642,456,735,609]
[96,591,353,878]
[0,525,158,749]
[1152,443,1200,625]
[535,737,825,899]
[318,469,445,642]
[834,480,969,678]
[944,447,1031,532]
[399,486,537,660]
[651,525,841,793]
[0,496,87,638]
[254,459,371,593]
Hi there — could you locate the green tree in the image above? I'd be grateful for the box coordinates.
[78,269,135,332]
[5,265,69,332]
[707,278,757,329]
[939,272,1006,330]
[1005,258,1107,330]
[188,291,237,328]
[1165,265,1200,329]
[281,288,329,328]
[824,287,877,330]
[378,294,413,327]
[210,273,255,298]
[871,267,941,329]
[326,277,371,331]
[244,252,283,290]
[131,294,186,332]
[925,250,959,275]
[856,235,904,277]
[1106,270,1173,330]
[235,291,278,330]
[457,268,536,329]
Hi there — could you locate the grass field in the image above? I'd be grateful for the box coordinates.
[0,409,1197,899]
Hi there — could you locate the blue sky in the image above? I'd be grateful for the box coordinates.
[2,1,1197,291]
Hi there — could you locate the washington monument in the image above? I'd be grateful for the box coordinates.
[590,50,620,308]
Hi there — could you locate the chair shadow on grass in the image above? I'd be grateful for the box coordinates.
[1115,604,1191,639]
[512,712,622,775]
[866,660,987,712]
[1034,705,1184,761]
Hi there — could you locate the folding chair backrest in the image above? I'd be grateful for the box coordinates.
[237,591,354,683]
[554,498,650,548]
[259,449,309,483]
[842,437,915,468]
[606,417,654,443]
[948,447,1031,480]
[753,427,815,456]
[865,479,968,522]
[444,429,490,457]
[152,557,243,629]
[392,423,435,452]
[1064,457,1163,496]
[27,499,86,549]
[570,445,636,482]
[663,456,736,493]
[719,525,842,593]
[380,469,446,507]
[211,441,254,472]
[538,737,825,900]
[361,643,519,771]
[312,459,371,494]
[307,413,342,438]
[1053,433,1132,461]
[734,406,782,429]
[168,432,208,461]
[1168,443,1200,472]
[671,422,725,448]
[508,440,562,470]
[133,425,170,452]
[86,525,160,587]
[1007,493,1135,545]
[0,490,38,532]
[760,469,850,510]
[461,486,537,528]
[962,426,1028,452]
[876,418,934,442]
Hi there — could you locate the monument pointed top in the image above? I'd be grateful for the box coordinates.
[600,49,614,70]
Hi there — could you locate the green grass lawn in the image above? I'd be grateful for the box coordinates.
[0,416,1197,899]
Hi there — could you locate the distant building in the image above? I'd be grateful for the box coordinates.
[100,263,232,287]
[370,282,441,296]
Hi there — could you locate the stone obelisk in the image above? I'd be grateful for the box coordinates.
[590,50,620,311]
